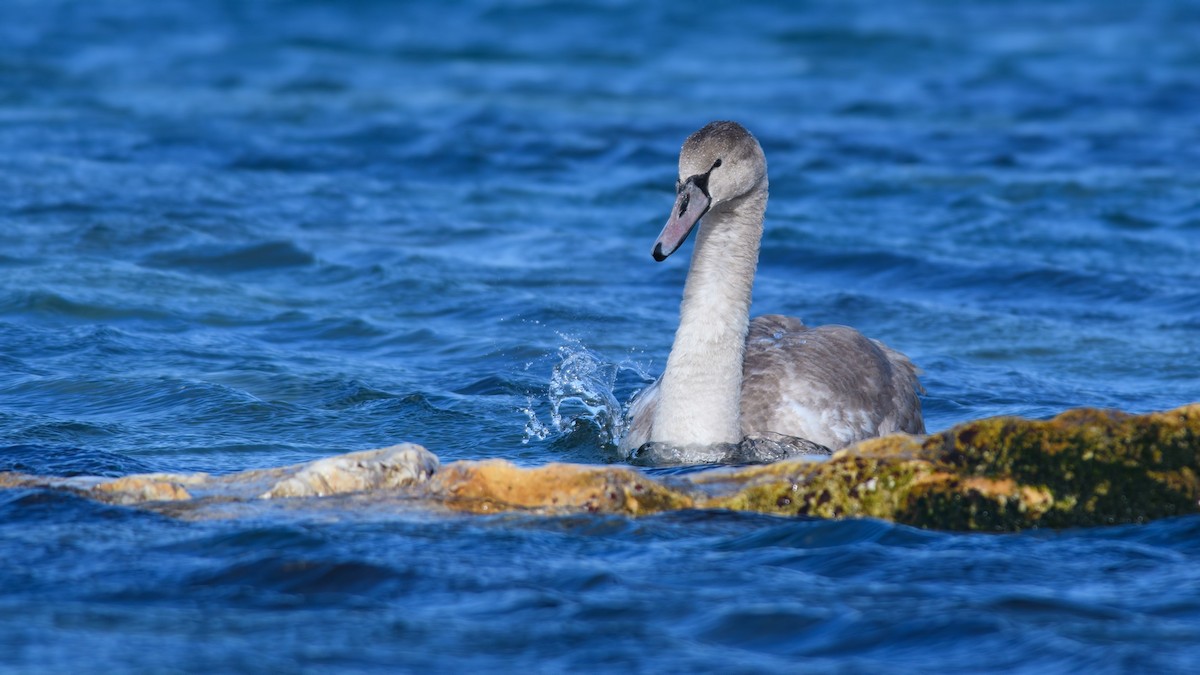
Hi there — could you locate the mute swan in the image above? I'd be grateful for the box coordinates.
[620,121,924,456]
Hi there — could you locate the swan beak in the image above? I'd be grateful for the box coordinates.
[652,179,711,261]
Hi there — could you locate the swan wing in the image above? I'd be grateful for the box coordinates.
[740,315,924,449]
[619,379,659,453]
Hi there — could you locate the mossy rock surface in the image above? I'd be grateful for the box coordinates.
[712,405,1200,531]
[2,405,1198,531]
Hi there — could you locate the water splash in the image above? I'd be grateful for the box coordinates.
[521,336,652,457]
[520,395,552,443]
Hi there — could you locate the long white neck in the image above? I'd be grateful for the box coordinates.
[651,186,767,446]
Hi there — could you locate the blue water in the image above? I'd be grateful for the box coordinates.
[2,0,1199,671]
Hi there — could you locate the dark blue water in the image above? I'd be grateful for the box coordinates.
[2,0,1199,671]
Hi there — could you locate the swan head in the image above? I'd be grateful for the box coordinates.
[652,121,767,261]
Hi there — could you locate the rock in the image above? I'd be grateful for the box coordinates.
[710,404,1200,530]
[93,476,194,505]
[429,460,693,515]
[0,444,439,509]
[1,405,1198,531]
[260,444,439,499]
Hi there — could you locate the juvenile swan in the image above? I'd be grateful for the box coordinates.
[620,121,924,454]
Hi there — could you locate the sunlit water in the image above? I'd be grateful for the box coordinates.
[2,0,1199,671]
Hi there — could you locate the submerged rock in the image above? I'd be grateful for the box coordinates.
[1,405,1198,531]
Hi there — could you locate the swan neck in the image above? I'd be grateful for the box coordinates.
[651,187,767,446]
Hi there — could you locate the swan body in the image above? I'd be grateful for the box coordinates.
[620,121,923,455]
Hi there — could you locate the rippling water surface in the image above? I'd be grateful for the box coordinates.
[2,0,1199,671]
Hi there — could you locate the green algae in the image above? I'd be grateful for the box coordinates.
[709,405,1200,531]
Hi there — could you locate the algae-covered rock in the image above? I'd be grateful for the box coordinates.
[710,404,1200,531]
[1,404,1198,531]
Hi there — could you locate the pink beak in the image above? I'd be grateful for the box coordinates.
[652,178,711,261]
